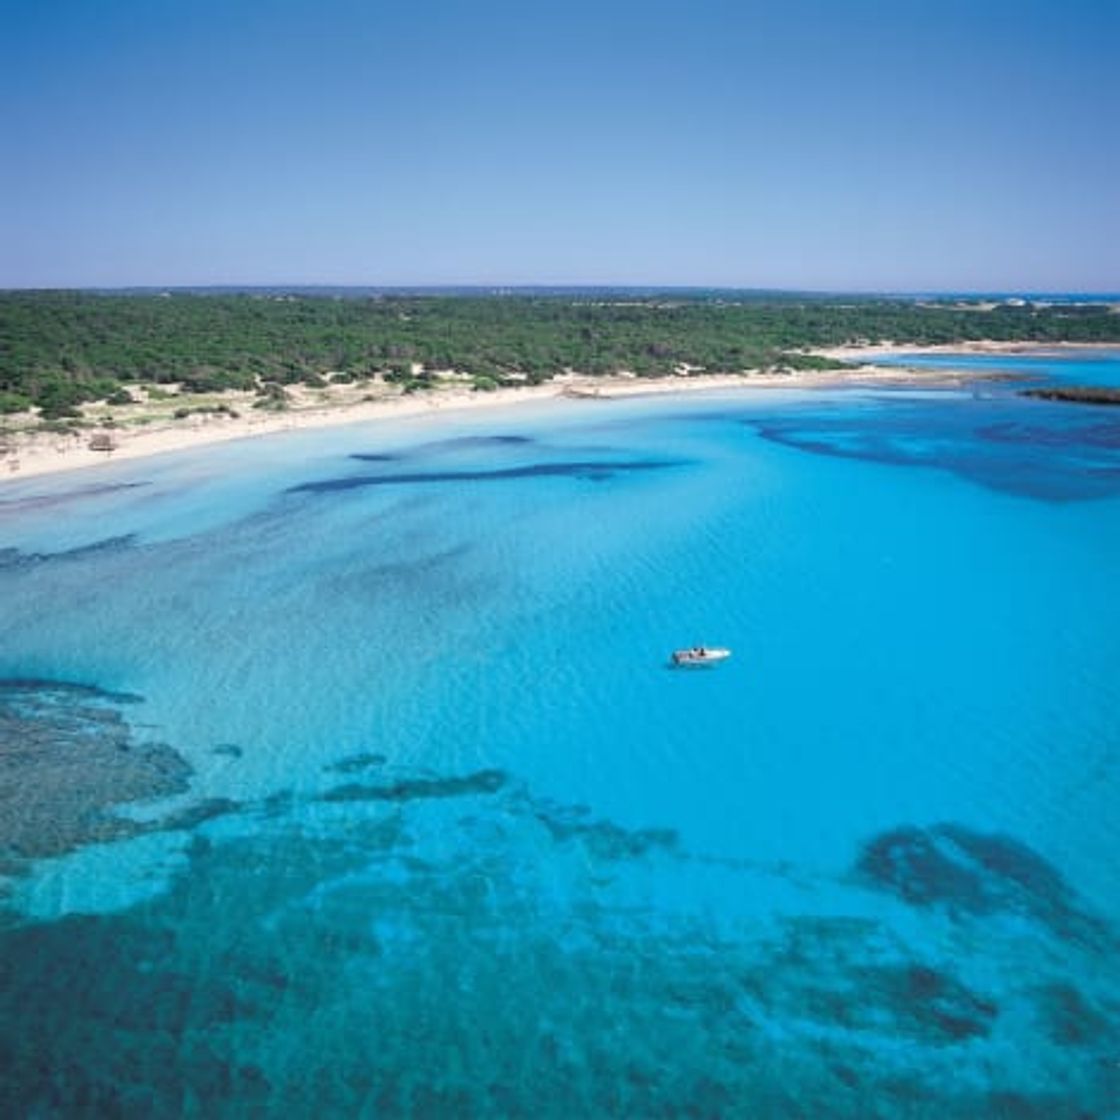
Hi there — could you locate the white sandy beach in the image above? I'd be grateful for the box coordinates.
[9,340,1115,483]
[0,364,957,484]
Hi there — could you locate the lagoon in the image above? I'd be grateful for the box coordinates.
[1,356,1118,1116]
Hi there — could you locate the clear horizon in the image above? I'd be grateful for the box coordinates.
[4,284,1120,299]
[3,0,1117,291]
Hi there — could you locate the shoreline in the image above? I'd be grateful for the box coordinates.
[4,340,1115,484]
[0,364,961,484]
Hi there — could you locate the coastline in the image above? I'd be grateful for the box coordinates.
[0,364,957,484]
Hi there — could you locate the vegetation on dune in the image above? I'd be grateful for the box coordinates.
[0,291,1117,419]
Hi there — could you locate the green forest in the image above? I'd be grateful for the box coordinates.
[2,290,1118,418]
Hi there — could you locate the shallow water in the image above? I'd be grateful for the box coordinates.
[1,361,1118,1117]
[867,346,1120,389]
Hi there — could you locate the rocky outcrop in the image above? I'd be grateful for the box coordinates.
[0,680,193,860]
[1021,386,1120,405]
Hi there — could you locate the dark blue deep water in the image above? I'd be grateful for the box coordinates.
[1,352,1118,1117]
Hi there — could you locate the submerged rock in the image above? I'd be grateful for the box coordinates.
[157,798,241,833]
[1021,386,1120,406]
[1,778,1118,1118]
[319,768,507,804]
[287,458,689,495]
[0,679,192,860]
[1031,982,1116,1048]
[531,799,679,861]
[0,535,138,571]
[324,751,388,774]
[875,963,998,1042]
[855,823,1109,947]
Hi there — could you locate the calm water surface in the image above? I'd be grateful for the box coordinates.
[1,354,1118,1117]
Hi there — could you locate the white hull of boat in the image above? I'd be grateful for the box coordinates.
[671,647,731,667]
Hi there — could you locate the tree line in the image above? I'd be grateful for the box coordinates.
[1,291,1117,418]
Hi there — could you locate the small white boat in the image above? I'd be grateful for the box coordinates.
[671,646,731,667]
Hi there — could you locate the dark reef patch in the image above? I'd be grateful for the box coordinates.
[0,679,192,859]
[1,777,1118,1116]
[1021,386,1120,406]
[0,678,143,706]
[319,768,508,804]
[982,1090,1108,1120]
[0,481,149,514]
[349,434,534,462]
[978,418,1120,450]
[157,798,242,833]
[0,534,139,571]
[855,824,1110,947]
[531,797,679,861]
[869,963,998,1042]
[743,394,1120,502]
[324,752,388,774]
[735,915,1001,1044]
[286,458,689,495]
[1031,982,1116,1048]
[416,433,536,453]
[0,913,270,1117]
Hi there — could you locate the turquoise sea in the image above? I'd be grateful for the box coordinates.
[1,351,1118,1117]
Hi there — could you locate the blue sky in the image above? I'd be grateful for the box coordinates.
[2,0,1117,290]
